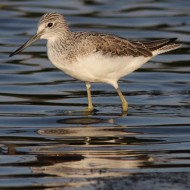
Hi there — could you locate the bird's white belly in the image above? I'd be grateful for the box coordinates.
[49,52,151,88]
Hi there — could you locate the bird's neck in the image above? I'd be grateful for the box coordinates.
[48,30,72,44]
[47,32,74,55]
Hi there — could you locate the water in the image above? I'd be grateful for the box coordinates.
[0,0,190,189]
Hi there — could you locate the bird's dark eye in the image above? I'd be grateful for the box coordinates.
[47,23,53,28]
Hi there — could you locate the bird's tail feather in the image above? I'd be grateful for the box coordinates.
[148,38,181,56]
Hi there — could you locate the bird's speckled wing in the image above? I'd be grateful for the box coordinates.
[73,32,179,58]
[74,32,153,57]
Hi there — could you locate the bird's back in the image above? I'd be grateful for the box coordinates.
[71,32,181,59]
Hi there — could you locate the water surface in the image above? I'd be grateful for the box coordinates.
[0,0,190,189]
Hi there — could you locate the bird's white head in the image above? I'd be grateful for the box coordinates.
[10,12,69,57]
[37,12,69,40]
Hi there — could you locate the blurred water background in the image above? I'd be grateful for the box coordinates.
[0,0,190,189]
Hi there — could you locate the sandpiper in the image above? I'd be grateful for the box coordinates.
[10,12,181,112]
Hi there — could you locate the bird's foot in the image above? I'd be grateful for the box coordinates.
[84,106,94,112]
[121,103,128,114]
[121,109,128,116]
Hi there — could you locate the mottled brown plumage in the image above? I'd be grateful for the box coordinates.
[69,32,179,58]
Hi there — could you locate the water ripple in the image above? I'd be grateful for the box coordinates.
[0,0,190,189]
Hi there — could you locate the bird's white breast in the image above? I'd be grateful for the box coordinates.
[48,47,151,88]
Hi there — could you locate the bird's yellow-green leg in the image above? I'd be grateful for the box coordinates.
[85,82,94,112]
[116,88,128,112]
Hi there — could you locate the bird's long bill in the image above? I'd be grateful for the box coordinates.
[9,33,41,57]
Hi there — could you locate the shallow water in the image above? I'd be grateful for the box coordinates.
[0,0,190,189]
